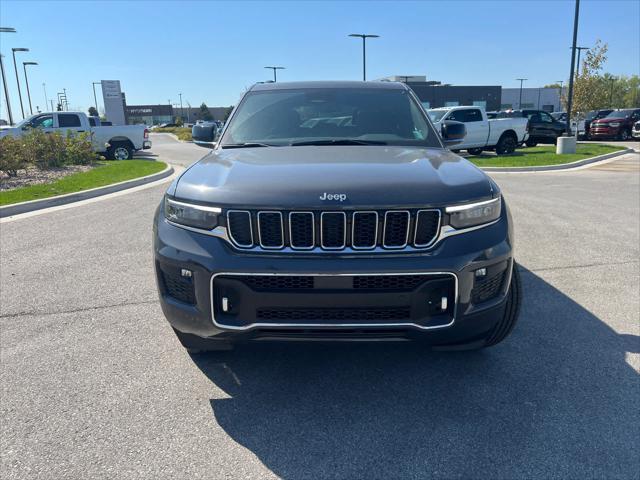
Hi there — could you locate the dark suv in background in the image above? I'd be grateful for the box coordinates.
[154,81,521,353]
[590,109,640,141]
[516,110,566,147]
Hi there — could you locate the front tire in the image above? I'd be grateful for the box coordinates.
[619,129,631,141]
[467,148,483,156]
[525,138,537,148]
[484,264,522,347]
[173,328,233,353]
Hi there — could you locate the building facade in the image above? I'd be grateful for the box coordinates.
[124,105,230,125]
[500,87,566,112]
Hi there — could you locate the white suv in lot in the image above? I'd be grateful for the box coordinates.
[632,120,640,139]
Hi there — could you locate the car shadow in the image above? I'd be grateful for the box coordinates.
[190,267,639,479]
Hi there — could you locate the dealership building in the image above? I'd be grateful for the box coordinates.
[384,76,566,113]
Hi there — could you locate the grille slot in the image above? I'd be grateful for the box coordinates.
[256,307,411,322]
[414,210,441,247]
[321,212,346,249]
[159,266,195,304]
[289,212,314,249]
[238,275,315,291]
[352,212,378,249]
[227,210,253,247]
[471,270,507,304]
[257,211,284,248]
[383,211,410,248]
[353,275,429,291]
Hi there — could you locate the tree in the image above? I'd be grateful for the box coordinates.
[88,106,99,117]
[544,83,562,89]
[199,102,213,121]
[568,40,609,116]
[175,116,184,127]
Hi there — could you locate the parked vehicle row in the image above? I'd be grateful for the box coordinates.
[589,108,640,141]
[0,112,151,160]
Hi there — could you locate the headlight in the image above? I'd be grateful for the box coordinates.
[608,122,620,127]
[446,197,501,229]
[164,197,221,229]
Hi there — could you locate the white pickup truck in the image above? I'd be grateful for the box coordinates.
[428,106,529,155]
[0,111,151,160]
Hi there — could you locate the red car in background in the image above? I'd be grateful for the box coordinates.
[589,108,640,140]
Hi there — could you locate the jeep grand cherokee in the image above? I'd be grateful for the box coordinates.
[153,81,521,352]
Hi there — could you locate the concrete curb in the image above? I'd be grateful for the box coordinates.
[0,163,174,218]
[480,148,633,173]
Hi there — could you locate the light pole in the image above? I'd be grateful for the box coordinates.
[22,61,37,115]
[43,82,49,112]
[556,80,564,111]
[573,46,589,77]
[566,0,581,135]
[348,33,379,81]
[11,47,29,118]
[179,92,183,120]
[0,27,16,125]
[516,78,527,109]
[264,66,285,82]
[186,101,191,123]
[92,82,101,112]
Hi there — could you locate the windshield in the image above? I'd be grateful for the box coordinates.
[605,109,634,119]
[220,88,440,148]
[427,110,448,123]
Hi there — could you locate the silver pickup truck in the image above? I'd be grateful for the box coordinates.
[0,111,151,159]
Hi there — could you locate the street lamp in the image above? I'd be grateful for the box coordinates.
[348,33,379,81]
[92,82,101,113]
[572,46,589,77]
[179,92,183,120]
[556,80,564,110]
[516,78,527,109]
[0,27,16,124]
[11,47,29,118]
[264,66,285,82]
[22,61,37,115]
[566,0,581,135]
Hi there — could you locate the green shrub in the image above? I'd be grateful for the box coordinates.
[0,129,99,176]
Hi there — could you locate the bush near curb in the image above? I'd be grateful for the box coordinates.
[0,130,100,176]
[153,127,192,141]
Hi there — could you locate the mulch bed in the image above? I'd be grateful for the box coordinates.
[0,165,96,191]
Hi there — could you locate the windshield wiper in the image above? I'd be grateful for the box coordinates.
[289,139,387,146]
[221,142,275,149]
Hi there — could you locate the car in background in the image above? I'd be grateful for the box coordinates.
[192,120,223,144]
[632,120,640,139]
[428,106,528,155]
[510,110,566,147]
[589,109,640,141]
[581,109,614,139]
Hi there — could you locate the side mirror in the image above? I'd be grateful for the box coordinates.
[440,120,466,147]
[192,124,220,148]
[21,123,32,131]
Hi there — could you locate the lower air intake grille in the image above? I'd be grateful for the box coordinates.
[471,270,507,304]
[256,307,411,322]
[159,266,195,305]
[353,275,429,291]
[239,276,315,291]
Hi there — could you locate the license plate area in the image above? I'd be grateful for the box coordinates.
[210,273,457,330]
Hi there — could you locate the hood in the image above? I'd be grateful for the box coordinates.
[172,146,494,208]
[593,117,626,124]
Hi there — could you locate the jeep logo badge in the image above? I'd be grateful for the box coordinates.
[319,192,347,201]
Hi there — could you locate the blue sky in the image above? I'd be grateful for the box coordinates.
[1,0,638,119]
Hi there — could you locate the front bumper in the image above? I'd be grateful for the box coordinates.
[153,204,514,346]
[589,126,620,138]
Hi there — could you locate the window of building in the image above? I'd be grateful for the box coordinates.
[445,101,459,107]
[521,103,535,109]
[472,101,487,109]
[58,114,81,127]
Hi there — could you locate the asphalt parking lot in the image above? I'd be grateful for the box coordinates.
[1,137,639,479]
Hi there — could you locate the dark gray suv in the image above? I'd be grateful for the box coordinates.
[153,81,521,352]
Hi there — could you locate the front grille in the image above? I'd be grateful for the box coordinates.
[159,265,196,304]
[256,307,411,322]
[471,270,507,304]
[226,209,441,251]
[353,275,430,291]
